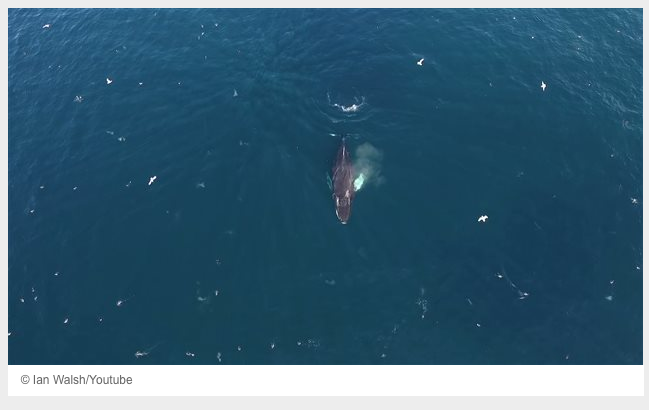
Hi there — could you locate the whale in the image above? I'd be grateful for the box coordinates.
[332,137,355,224]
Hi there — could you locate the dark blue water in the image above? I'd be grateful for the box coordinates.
[8,9,642,364]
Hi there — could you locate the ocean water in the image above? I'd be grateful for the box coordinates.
[8,9,642,365]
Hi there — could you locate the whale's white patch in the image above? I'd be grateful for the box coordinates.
[353,173,365,191]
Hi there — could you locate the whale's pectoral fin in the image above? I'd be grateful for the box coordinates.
[326,173,333,191]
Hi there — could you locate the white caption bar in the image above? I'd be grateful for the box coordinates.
[8,365,644,396]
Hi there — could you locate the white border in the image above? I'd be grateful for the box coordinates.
[3,1,648,7]
[3,1,646,399]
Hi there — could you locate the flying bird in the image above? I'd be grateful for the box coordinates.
[541,81,546,91]
[106,78,113,85]
[148,176,157,186]
[417,58,424,66]
[478,215,489,223]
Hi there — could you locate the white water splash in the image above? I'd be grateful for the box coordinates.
[352,143,384,192]
[337,103,362,112]
[328,93,366,113]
